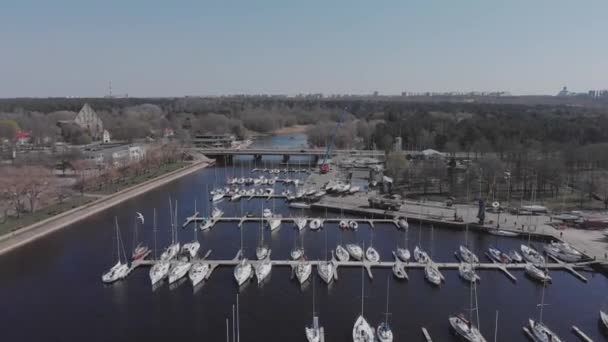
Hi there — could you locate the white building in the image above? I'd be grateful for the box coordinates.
[102,130,111,144]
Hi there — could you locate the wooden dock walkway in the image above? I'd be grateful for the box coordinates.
[182,215,399,228]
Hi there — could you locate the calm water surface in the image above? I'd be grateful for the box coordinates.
[1,134,607,341]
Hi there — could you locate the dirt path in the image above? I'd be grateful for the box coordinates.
[0,160,212,256]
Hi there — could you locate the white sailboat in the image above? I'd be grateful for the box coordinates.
[449,273,486,342]
[425,225,443,285]
[182,215,200,259]
[347,243,364,261]
[396,217,409,230]
[525,263,552,283]
[291,230,304,260]
[149,209,170,286]
[254,258,272,284]
[600,310,608,330]
[305,274,324,342]
[414,246,430,263]
[102,218,129,283]
[353,267,375,342]
[189,261,210,287]
[234,224,252,286]
[211,206,224,220]
[395,227,410,262]
[458,245,479,264]
[459,262,480,283]
[318,228,334,284]
[521,244,545,266]
[365,231,380,263]
[160,200,180,261]
[377,279,394,342]
[294,217,307,231]
[256,216,270,260]
[526,282,562,342]
[169,260,192,284]
[295,238,312,284]
[349,220,359,230]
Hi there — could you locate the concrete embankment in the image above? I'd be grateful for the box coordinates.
[0,159,213,256]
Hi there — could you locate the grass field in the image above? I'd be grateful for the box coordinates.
[91,161,188,195]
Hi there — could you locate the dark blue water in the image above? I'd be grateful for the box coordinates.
[1,133,606,341]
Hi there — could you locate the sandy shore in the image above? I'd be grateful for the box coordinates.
[272,124,311,134]
[0,159,212,256]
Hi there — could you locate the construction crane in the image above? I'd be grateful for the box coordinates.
[319,108,346,173]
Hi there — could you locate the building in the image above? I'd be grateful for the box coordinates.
[192,134,236,148]
[102,130,111,144]
[15,131,31,145]
[74,103,104,140]
[393,137,402,152]
[83,143,146,167]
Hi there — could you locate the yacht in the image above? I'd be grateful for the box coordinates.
[211,206,224,220]
[525,263,552,283]
[256,222,270,260]
[102,220,130,283]
[413,246,430,263]
[294,217,307,231]
[449,313,487,342]
[309,219,322,230]
[149,260,170,286]
[189,262,210,287]
[267,215,282,231]
[396,228,410,262]
[424,263,442,286]
[160,243,180,261]
[521,244,545,266]
[200,217,214,231]
[346,244,364,261]
[234,258,253,286]
[182,241,200,259]
[349,220,359,230]
[525,278,562,342]
[295,260,312,284]
[169,260,192,284]
[365,245,380,262]
[544,241,583,262]
[377,280,394,342]
[487,246,511,264]
[353,268,375,342]
[317,262,334,284]
[335,244,350,262]
[509,250,523,263]
[255,258,272,284]
[457,245,479,264]
[458,262,480,283]
[212,190,224,202]
[397,217,409,229]
[392,262,408,280]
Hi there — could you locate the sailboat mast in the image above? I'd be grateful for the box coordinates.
[539,282,546,323]
[361,266,364,316]
[115,217,120,262]
[385,277,390,324]
[237,294,240,342]
[232,305,236,342]
[153,209,157,259]
[169,198,174,244]
[226,318,230,342]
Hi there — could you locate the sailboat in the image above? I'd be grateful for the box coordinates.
[291,230,304,260]
[347,243,364,261]
[425,226,443,286]
[396,216,409,230]
[309,218,322,230]
[234,226,252,286]
[377,278,394,342]
[254,257,272,284]
[365,231,380,262]
[521,244,545,266]
[318,228,334,284]
[459,262,480,283]
[456,224,478,263]
[525,263,552,283]
[102,217,129,283]
[160,200,180,261]
[294,217,307,231]
[525,281,562,341]
[543,241,582,263]
[305,274,324,342]
[182,205,200,259]
[169,260,192,284]
[353,266,375,342]
[131,213,151,261]
[256,215,270,260]
[395,226,410,262]
[189,261,210,287]
[295,239,312,284]
[600,310,608,330]
[449,273,487,342]
[414,222,429,263]
[149,209,170,286]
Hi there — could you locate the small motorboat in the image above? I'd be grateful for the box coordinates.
[335,245,350,262]
[289,202,311,209]
[309,219,323,230]
[544,241,583,263]
[413,246,430,263]
[348,220,359,230]
[487,247,511,264]
[346,244,364,260]
[230,192,242,201]
[457,245,479,264]
[189,262,210,287]
[339,220,349,230]
[521,245,545,266]
[212,191,224,202]
[365,245,380,262]
[392,262,408,280]
[377,321,393,342]
[525,263,552,283]
[424,263,442,286]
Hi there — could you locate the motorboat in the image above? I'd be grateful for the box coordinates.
[458,262,480,283]
[349,220,359,230]
[234,258,253,286]
[396,247,410,262]
[509,250,523,263]
[255,258,272,284]
[168,261,192,284]
[294,218,307,231]
[262,208,272,218]
[392,262,408,280]
[309,219,322,230]
[525,263,552,283]
[182,241,200,259]
[267,216,281,231]
[449,314,487,342]
[457,245,479,264]
[212,191,224,202]
[211,206,224,220]
[149,260,170,286]
[487,247,511,264]
[353,315,375,342]
[335,245,350,261]
[189,262,210,287]
[365,245,380,262]
[521,245,545,266]
[295,261,312,284]
[268,179,276,185]
[160,243,180,261]
[346,244,364,261]
[338,220,349,230]
[396,217,409,229]
[527,319,562,342]
[317,261,334,284]
[424,263,442,285]
[413,246,430,263]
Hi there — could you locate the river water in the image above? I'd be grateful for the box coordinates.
[1,133,607,341]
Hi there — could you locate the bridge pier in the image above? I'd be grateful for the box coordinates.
[223,154,233,164]
[254,154,262,161]
[282,154,290,163]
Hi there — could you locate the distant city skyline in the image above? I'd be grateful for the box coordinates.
[1,0,607,97]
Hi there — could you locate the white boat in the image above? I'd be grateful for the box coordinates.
[267,216,281,231]
[353,267,375,342]
[392,262,408,279]
[230,192,242,201]
[525,263,552,283]
[377,281,394,342]
[268,179,275,185]
[487,247,511,264]
[317,262,334,284]
[335,244,350,261]
[521,244,545,266]
[413,246,429,263]
[449,314,487,342]
[211,206,224,220]
[200,218,214,231]
[397,217,409,229]
[189,262,210,287]
[182,241,200,259]
[396,247,410,262]
[289,202,311,209]
[366,245,380,262]
[294,218,307,231]
[349,220,359,230]
[238,177,245,184]
[509,250,523,263]
[457,245,479,264]
[346,244,364,260]
[600,310,608,330]
[102,219,129,283]
[339,220,349,230]
[424,263,442,285]
[254,258,272,284]
[212,191,224,202]
[256,221,270,260]
[544,241,583,262]
[349,186,361,193]
[458,262,480,283]
[295,261,312,284]
[234,258,253,286]
[262,208,272,218]
[305,275,323,342]
[160,243,180,261]
[149,260,170,286]
[486,228,520,237]
[291,246,304,260]
[309,219,322,230]
[528,319,562,342]
[168,260,192,284]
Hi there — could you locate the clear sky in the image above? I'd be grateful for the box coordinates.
[1,0,607,97]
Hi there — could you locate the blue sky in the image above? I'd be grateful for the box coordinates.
[1,0,607,97]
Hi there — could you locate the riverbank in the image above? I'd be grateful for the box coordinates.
[0,158,213,256]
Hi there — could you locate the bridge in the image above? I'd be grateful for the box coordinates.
[193,147,385,162]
